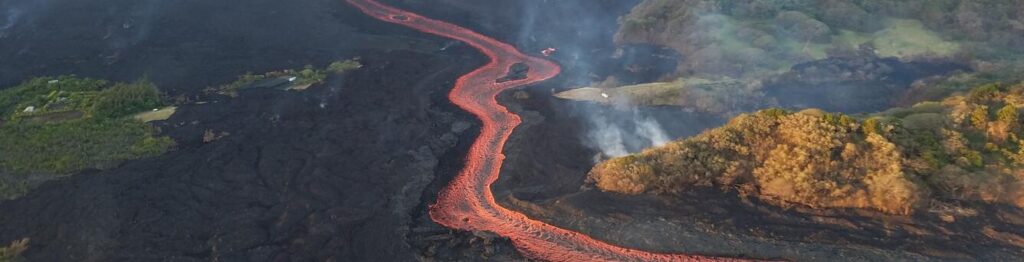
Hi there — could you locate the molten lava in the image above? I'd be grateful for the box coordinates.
[346,0,746,261]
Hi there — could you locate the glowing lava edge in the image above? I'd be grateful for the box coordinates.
[346,0,751,261]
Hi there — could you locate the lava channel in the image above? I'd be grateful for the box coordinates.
[346,0,752,261]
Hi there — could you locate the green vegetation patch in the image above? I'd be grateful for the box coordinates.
[0,76,108,120]
[0,238,29,262]
[0,118,173,174]
[555,77,759,115]
[92,81,163,118]
[0,76,173,200]
[214,58,362,96]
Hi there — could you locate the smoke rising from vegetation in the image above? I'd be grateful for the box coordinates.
[580,105,674,158]
[497,0,686,157]
[586,113,629,157]
[636,115,670,146]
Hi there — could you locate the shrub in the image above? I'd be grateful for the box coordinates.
[997,105,1018,126]
[328,58,363,73]
[969,83,1002,103]
[591,156,656,194]
[295,65,327,85]
[971,106,990,130]
[862,117,881,135]
[0,238,28,262]
[758,108,789,119]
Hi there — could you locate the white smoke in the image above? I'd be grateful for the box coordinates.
[586,113,629,157]
[583,107,672,158]
[635,117,670,146]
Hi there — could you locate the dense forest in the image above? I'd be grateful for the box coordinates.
[591,83,1024,215]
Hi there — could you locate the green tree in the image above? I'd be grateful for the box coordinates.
[92,80,162,118]
[971,106,990,130]
[963,150,984,168]
[968,83,1002,103]
[862,118,880,135]
[997,105,1018,127]
[328,59,363,73]
[759,108,789,119]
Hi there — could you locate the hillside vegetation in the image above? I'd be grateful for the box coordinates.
[591,83,1024,214]
[608,0,1024,114]
[0,76,174,199]
[618,0,1024,79]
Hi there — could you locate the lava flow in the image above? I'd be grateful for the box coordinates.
[346,0,744,261]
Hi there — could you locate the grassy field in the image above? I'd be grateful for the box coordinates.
[133,106,177,122]
[555,78,756,115]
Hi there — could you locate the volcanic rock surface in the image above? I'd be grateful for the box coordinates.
[0,0,511,260]
[0,50,489,260]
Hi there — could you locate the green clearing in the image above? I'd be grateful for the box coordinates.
[871,19,961,59]
[133,106,177,122]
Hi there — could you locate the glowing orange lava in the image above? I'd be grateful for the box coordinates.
[346,0,748,261]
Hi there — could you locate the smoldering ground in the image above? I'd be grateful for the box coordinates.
[541,0,976,158]
[499,0,714,158]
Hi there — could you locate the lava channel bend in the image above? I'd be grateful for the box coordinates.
[346,0,751,261]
